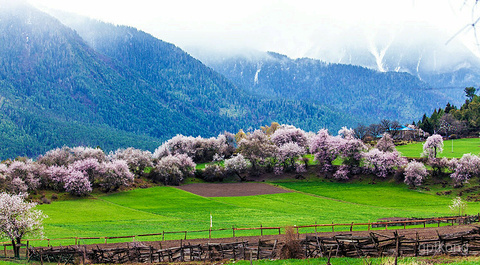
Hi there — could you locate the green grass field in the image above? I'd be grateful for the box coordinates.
[30,179,480,247]
[395,138,480,158]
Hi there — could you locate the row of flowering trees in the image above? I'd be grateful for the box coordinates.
[0,134,237,196]
[0,124,478,197]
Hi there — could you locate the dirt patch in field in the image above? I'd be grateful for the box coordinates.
[177,182,292,197]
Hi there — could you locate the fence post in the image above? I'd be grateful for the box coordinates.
[385,223,388,230]
[209,228,211,239]
[233,226,235,238]
[437,220,440,227]
[184,231,187,240]
[332,222,334,232]
[162,231,165,241]
[368,220,370,231]
[278,228,281,235]
[260,224,263,237]
[350,222,353,232]
[26,240,29,260]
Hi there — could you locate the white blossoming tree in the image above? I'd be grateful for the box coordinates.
[0,193,46,258]
[422,134,444,159]
[449,196,468,216]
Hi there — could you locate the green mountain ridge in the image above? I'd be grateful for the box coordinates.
[0,3,356,159]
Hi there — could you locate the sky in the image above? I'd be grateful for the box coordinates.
[26,0,480,63]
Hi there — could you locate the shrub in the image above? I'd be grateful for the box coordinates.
[224,154,250,181]
[99,160,134,192]
[6,161,40,193]
[280,226,303,259]
[449,153,480,187]
[309,129,337,172]
[37,146,106,166]
[41,197,51,204]
[69,158,104,184]
[270,126,308,148]
[153,154,196,185]
[202,164,226,182]
[404,161,428,187]
[238,130,277,172]
[362,149,407,178]
[45,166,70,191]
[111,148,153,175]
[276,142,306,172]
[375,133,395,152]
[64,170,92,196]
[333,165,350,180]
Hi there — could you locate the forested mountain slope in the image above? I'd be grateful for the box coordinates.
[0,3,355,158]
[197,51,454,123]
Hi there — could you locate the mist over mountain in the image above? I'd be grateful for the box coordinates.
[294,24,480,102]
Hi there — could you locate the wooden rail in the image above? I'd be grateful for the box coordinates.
[1,214,477,253]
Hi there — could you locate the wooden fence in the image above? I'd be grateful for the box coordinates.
[301,227,480,258]
[28,239,278,264]
[3,214,478,255]
[27,227,480,264]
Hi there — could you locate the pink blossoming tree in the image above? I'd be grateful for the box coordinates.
[404,161,428,187]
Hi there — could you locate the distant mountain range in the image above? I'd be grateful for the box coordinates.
[0,2,461,159]
[194,50,454,124]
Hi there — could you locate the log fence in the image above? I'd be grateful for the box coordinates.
[1,214,478,258]
[28,239,278,264]
[26,227,480,263]
[300,227,480,258]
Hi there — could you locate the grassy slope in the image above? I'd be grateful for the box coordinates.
[396,138,480,158]
[35,179,480,246]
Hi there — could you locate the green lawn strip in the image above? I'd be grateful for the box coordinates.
[35,195,178,246]
[396,138,480,158]
[274,181,480,216]
[34,181,480,247]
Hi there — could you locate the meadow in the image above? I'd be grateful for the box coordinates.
[395,137,480,158]
[33,178,480,246]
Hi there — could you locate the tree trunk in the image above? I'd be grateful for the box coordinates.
[236,172,246,182]
[12,237,21,259]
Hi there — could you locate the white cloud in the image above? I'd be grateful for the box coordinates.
[28,0,480,61]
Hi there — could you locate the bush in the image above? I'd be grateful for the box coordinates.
[404,161,428,187]
[41,197,51,204]
[153,154,196,185]
[280,226,303,259]
[202,164,226,182]
[99,160,135,192]
[64,170,92,196]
